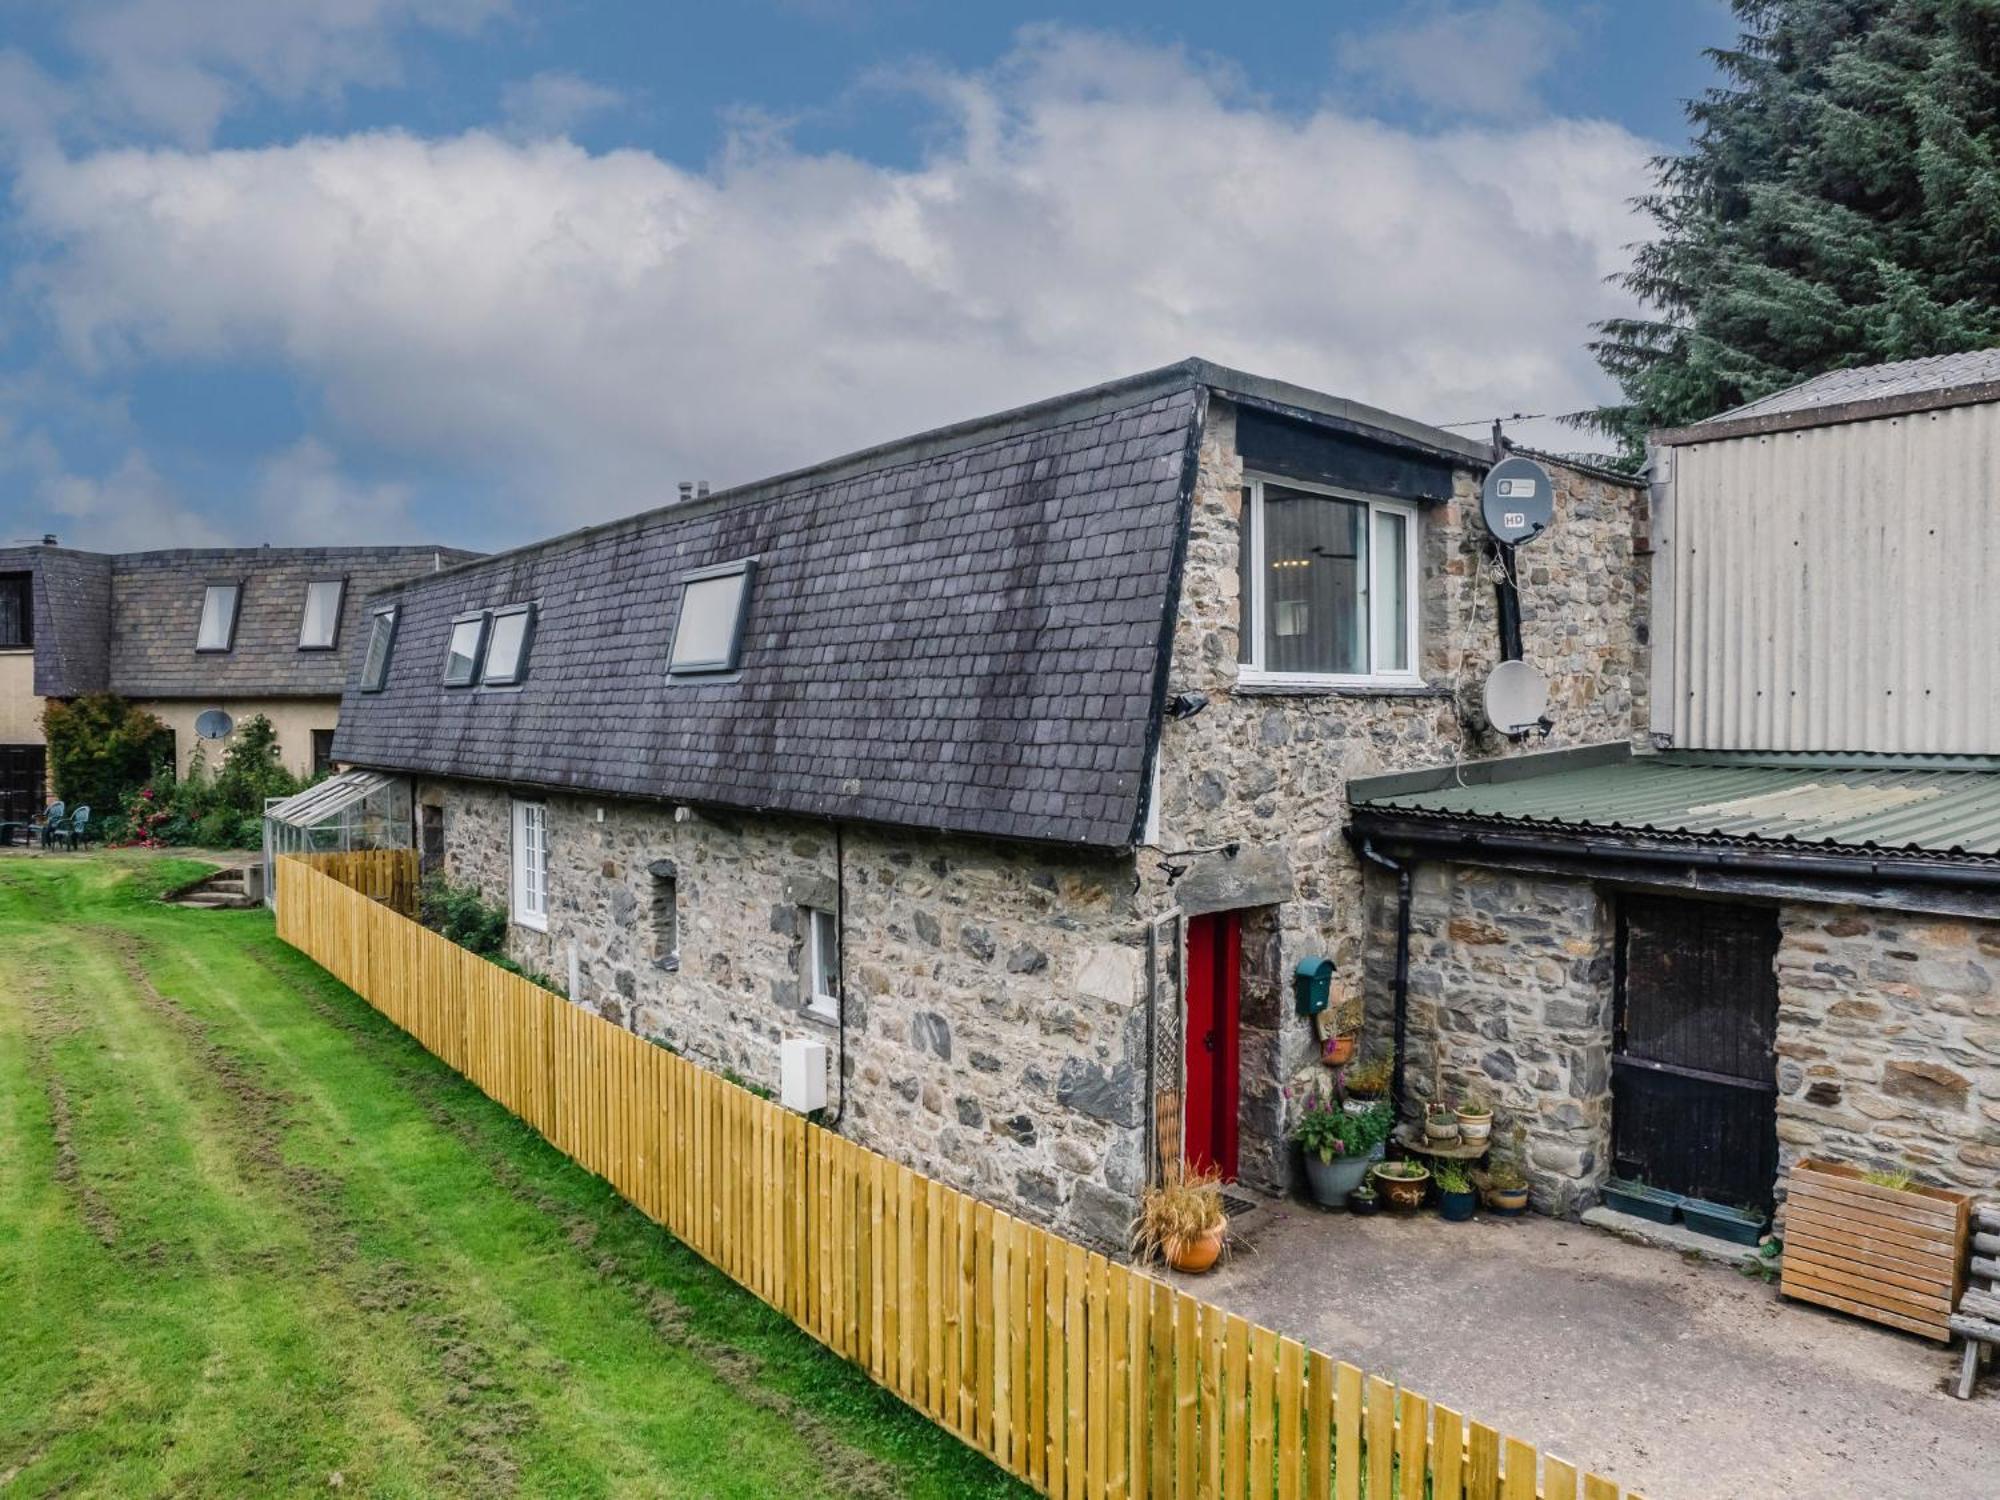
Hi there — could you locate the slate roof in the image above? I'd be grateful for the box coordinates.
[329,360,1496,849]
[1658,348,2000,443]
[1350,744,2000,862]
[0,544,476,700]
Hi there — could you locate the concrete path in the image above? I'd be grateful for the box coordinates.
[1173,1200,1992,1500]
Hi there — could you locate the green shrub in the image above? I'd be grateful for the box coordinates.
[106,715,314,851]
[419,874,510,960]
[43,695,174,815]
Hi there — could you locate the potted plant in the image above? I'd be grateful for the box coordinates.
[1343,1054,1392,1101]
[1347,1182,1380,1217]
[1434,1161,1477,1222]
[1455,1093,1493,1144]
[1602,1176,1682,1225]
[1321,1033,1357,1067]
[1680,1197,1767,1246]
[1294,1095,1392,1209]
[1371,1159,1431,1212]
[1476,1161,1531,1215]
[1423,1100,1459,1145]
[1132,1164,1228,1274]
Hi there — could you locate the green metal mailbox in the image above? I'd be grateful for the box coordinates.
[1293,956,1334,1017]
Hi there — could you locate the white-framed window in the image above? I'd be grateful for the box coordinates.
[298,578,345,650]
[1237,475,1419,687]
[481,604,534,686]
[196,582,242,652]
[443,612,487,686]
[803,905,840,1022]
[511,800,549,931]
[359,606,397,691]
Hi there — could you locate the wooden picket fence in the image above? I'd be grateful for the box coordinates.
[297,847,420,918]
[275,851,1636,1500]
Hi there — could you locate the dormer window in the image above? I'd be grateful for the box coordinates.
[196,582,242,652]
[481,604,534,686]
[0,574,29,649]
[443,612,487,686]
[668,560,755,675]
[299,578,345,650]
[359,606,397,691]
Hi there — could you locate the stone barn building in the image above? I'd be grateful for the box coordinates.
[325,358,1649,1246]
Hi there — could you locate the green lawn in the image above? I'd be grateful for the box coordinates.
[0,853,1027,1499]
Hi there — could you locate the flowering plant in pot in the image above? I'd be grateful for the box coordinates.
[1371,1159,1431,1212]
[1293,1095,1392,1209]
[1132,1163,1228,1273]
[1434,1161,1478,1222]
[1423,1100,1460,1144]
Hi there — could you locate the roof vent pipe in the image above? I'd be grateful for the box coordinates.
[695,480,710,500]
[677,481,694,503]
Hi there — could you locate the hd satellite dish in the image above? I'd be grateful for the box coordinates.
[195,708,234,741]
[1480,456,1554,545]
[1482,660,1549,738]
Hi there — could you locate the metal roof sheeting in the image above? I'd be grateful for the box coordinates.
[265,770,400,829]
[1352,754,2000,859]
[1702,349,2000,425]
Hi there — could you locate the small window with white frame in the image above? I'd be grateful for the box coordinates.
[481,603,534,686]
[511,799,549,931]
[1237,476,1418,687]
[443,611,487,686]
[196,581,242,652]
[803,905,839,1021]
[298,578,345,650]
[359,606,397,691]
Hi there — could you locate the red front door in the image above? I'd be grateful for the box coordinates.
[1183,911,1241,1181]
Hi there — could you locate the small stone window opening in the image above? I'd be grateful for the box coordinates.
[650,862,679,970]
[804,906,840,1022]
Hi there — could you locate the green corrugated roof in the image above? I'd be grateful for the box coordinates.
[1351,751,2000,859]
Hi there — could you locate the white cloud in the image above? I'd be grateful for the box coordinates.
[60,0,510,145]
[33,449,228,550]
[500,70,624,140]
[1337,1,1580,120]
[252,436,420,542]
[12,27,1651,544]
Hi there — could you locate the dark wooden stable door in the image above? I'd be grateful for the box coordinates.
[0,745,45,825]
[1614,896,1780,1212]
[1183,911,1241,1182]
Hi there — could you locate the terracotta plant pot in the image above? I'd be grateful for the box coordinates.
[1322,1034,1357,1067]
[1166,1220,1227,1274]
[1371,1163,1431,1212]
[1455,1109,1493,1144]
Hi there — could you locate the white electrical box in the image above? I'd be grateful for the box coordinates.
[780,1036,828,1113]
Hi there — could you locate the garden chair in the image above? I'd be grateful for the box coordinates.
[1951,1201,1999,1399]
[59,806,94,850]
[31,800,65,848]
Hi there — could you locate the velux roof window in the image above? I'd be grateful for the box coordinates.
[359,606,397,691]
[443,612,487,686]
[481,605,534,686]
[299,578,345,650]
[196,582,242,652]
[668,560,755,675]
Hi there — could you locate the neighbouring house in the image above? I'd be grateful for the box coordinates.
[322,358,1648,1247]
[1348,349,2000,1223]
[0,542,479,817]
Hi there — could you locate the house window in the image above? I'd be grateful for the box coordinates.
[803,905,840,1022]
[668,560,756,675]
[443,612,487,686]
[481,604,534,686]
[511,800,548,931]
[418,803,445,876]
[298,578,345,650]
[196,582,242,652]
[0,574,30,648]
[1238,477,1418,685]
[650,861,679,967]
[311,729,336,777]
[359,607,397,691]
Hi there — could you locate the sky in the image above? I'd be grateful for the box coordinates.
[0,1,1736,553]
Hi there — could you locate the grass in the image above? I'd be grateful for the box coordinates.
[0,852,1028,1499]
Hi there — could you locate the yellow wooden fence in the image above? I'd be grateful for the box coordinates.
[275,851,1637,1500]
[296,848,420,919]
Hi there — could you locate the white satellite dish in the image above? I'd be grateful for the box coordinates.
[1482,660,1549,737]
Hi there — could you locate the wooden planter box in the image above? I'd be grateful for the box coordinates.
[1780,1161,1970,1342]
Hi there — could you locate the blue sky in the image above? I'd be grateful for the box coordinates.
[0,2,1734,551]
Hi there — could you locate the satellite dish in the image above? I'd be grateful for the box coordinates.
[195,708,234,741]
[1480,456,1555,545]
[1482,660,1549,737]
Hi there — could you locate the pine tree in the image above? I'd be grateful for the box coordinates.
[1589,0,2000,463]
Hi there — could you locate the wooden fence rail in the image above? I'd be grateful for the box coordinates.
[276,852,1636,1500]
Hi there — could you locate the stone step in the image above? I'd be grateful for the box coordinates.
[1579,1204,1767,1271]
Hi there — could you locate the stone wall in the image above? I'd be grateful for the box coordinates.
[1145,398,1646,1192]
[1774,902,2000,1203]
[1364,863,1614,1215]
[422,778,1151,1248]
